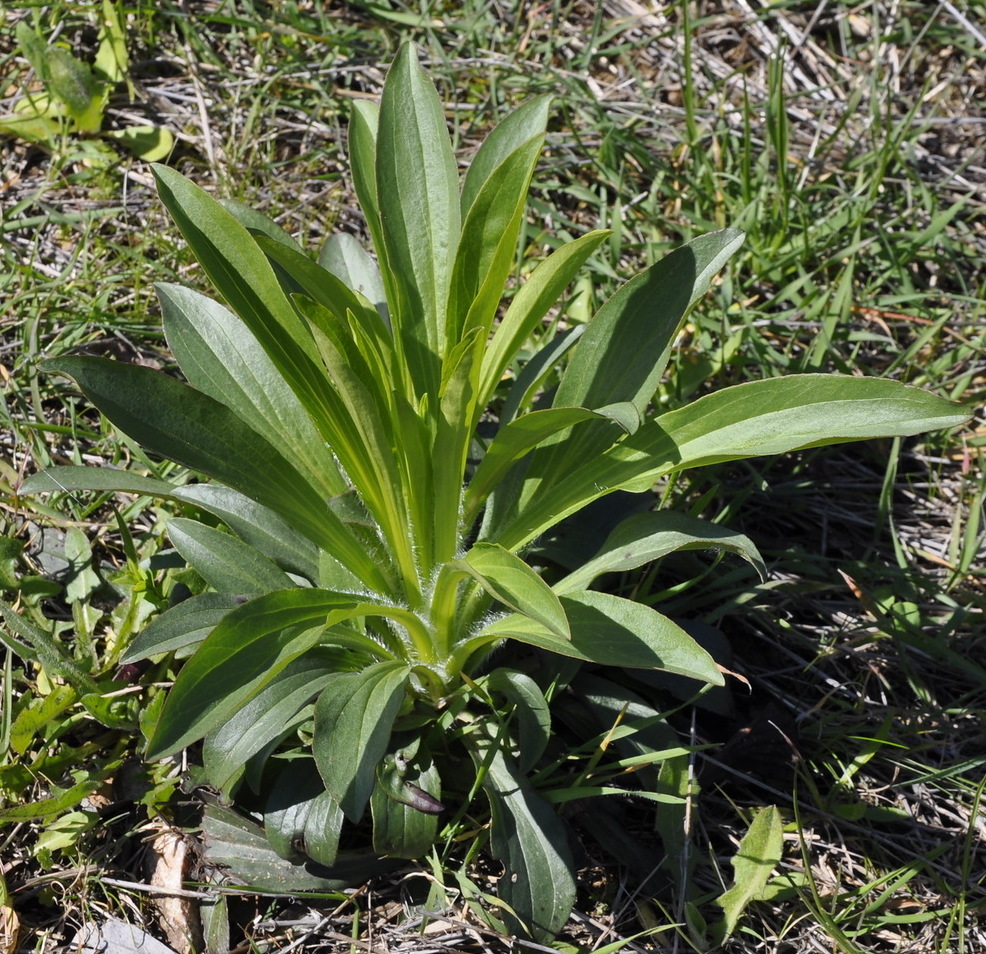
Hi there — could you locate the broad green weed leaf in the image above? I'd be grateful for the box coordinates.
[498,375,969,551]
[555,511,766,595]
[485,669,551,774]
[479,591,723,685]
[714,805,784,942]
[313,661,411,821]
[166,518,296,594]
[461,96,550,216]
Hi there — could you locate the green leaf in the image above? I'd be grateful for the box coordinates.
[555,229,745,415]
[469,723,576,941]
[714,805,784,942]
[94,0,130,87]
[555,511,766,594]
[43,356,386,592]
[167,517,296,594]
[317,233,388,321]
[122,593,243,663]
[479,591,723,685]
[202,650,339,793]
[218,198,304,253]
[172,484,320,582]
[461,95,551,217]
[485,669,551,774]
[480,231,609,408]
[522,230,745,496]
[465,406,614,522]
[46,48,105,131]
[264,759,345,867]
[0,599,97,694]
[498,375,970,551]
[458,543,569,639]
[376,42,460,396]
[146,589,378,758]
[21,466,174,498]
[312,661,411,821]
[105,125,173,161]
[158,279,346,501]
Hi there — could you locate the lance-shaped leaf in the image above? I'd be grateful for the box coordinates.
[147,589,396,758]
[122,593,245,663]
[497,375,970,551]
[474,591,723,685]
[469,723,576,941]
[167,517,297,595]
[264,759,346,867]
[554,511,766,595]
[44,355,389,593]
[318,233,389,322]
[202,649,340,794]
[521,230,746,493]
[376,42,459,396]
[313,661,411,822]
[158,282,346,499]
[485,668,552,774]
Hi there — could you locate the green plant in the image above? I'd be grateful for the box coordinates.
[0,2,173,165]
[19,43,969,940]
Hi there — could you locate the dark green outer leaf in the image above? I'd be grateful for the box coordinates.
[264,759,345,867]
[497,374,970,552]
[313,661,411,822]
[486,669,551,774]
[158,282,346,499]
[469,723,576,941]
[44,356,387,593]
[21,467,174,498]
[167,517,296,595]
[122,593,244,663]
[147,589,372,758]
[202,650,340,793]
[172,484,320,581]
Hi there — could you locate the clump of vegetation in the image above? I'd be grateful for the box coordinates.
[11,40,969,943]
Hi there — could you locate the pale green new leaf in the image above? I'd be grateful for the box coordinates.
[555,511,766,595]
[313,661,411,821]
[318,233,388,322]
[458,543,569,639]
[480,231,609,408]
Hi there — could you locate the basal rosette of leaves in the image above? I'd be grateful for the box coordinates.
[23,44,969,940]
